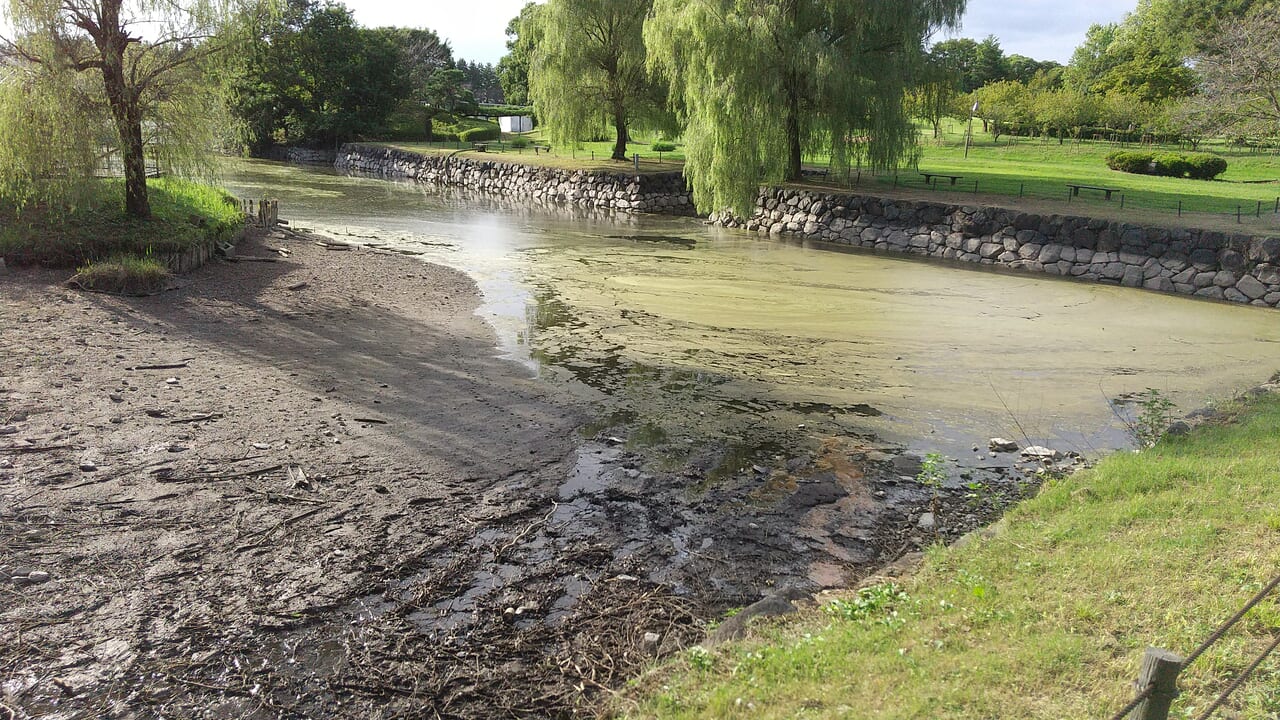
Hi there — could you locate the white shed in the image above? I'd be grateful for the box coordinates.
[499,116,534,133]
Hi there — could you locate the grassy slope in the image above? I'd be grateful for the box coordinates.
[626,393,1280,719]
[0,177,242,266]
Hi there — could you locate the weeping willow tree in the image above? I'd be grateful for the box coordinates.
[646,0,966,216]
[0,0,258,218]
[528,0,669,161]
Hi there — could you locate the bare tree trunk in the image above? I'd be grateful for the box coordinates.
[611,102,628,162]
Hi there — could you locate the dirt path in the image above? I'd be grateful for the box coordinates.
[1,228,1031,719]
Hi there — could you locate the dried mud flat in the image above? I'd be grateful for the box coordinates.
[1,228,1032,719]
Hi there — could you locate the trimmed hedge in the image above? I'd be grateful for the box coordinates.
[651,141,676,152]
[459,126,500,143]
[1105,150,1228,180]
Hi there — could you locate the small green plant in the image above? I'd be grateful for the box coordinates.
[1125,387,1177,449]
[651,141,676,152]
[825,583,910,627]
[686,645,715,671]
[917,452,948,515]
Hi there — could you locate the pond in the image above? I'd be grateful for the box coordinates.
[221,158,1280,470]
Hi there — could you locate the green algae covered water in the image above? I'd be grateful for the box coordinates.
[220,159,1280,463]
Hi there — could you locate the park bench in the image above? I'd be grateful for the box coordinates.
[1067,183,1119,201]
[471,142,489,152]
[920,172,963,186]
[531,144,552,155]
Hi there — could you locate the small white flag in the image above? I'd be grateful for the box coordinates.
[971,101,979,113]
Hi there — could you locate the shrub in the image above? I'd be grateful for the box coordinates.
[509,136,530,149]
[1105,150,1227,180]
[1153,152,1191,178]
[1105,150,1154,174]
[459,126,500,143]
[1186,153,1228,180]
[651,141,676,152]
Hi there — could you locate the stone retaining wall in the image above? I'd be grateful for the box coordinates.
[264,146,336,165]
[335,143,696,216]
[712,188,1280,308]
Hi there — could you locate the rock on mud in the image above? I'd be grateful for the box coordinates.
[988,438,1019,452]
[1020,446,1061,461]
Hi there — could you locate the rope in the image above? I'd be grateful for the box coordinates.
[1191,632,1280,720]
[1106,682,1156,720]
[1108,573,1280,720]
[1182,573,1280,669]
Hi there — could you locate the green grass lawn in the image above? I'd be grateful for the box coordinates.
[0,177,243,267]
[622,392,1280,719]
[868,119,1280,217]
[379,128,687,175]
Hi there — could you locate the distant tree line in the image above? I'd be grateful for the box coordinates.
[917,0,1280,148]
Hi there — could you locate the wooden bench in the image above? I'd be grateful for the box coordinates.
[921,172,963,186]
[471,142,488,152]
[531,144,551,155]
[1067,183,1119,201]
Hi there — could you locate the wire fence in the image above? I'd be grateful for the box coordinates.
[1107,572,1280,720]
[820,168,1280,228]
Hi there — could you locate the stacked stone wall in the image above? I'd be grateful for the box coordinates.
[335,143,696,216]
[712,187,1280,308]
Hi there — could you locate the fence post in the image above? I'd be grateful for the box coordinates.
[1177,200,1182,218]
[633,153,640,171]
[1237,205,1242,224]
[1129,648,1184,720]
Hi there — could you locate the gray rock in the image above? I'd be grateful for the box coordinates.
[707,587,810,645]
[917,512,937,531]
[1166,421,1191,436]
[1037,244,1063,264]
[1219,249,1248,272]
[891,454,923,476]
[79,462,98,472]
[989,438,1019,452]
[1144,277,1175,293]
[1020,446,1061,461]
[1213,270,1237,288]
[0,426,16,436]
[1121,266,1145,288]
[27,570,50,583]
[1237,274,1268,300]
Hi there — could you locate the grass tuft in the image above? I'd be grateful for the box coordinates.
[69,253,171,295]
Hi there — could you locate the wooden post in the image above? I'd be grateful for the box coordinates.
[1128,647,1183,720]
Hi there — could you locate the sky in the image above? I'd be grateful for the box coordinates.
[340,0,1139,66]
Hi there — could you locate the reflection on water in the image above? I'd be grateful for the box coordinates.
[219,158,1280,461]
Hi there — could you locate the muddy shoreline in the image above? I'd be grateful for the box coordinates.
[2,227,1042,718]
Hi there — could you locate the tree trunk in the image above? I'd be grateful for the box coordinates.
[784,85,802,181]
[99,33,150,218]
[611,102,628,162]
